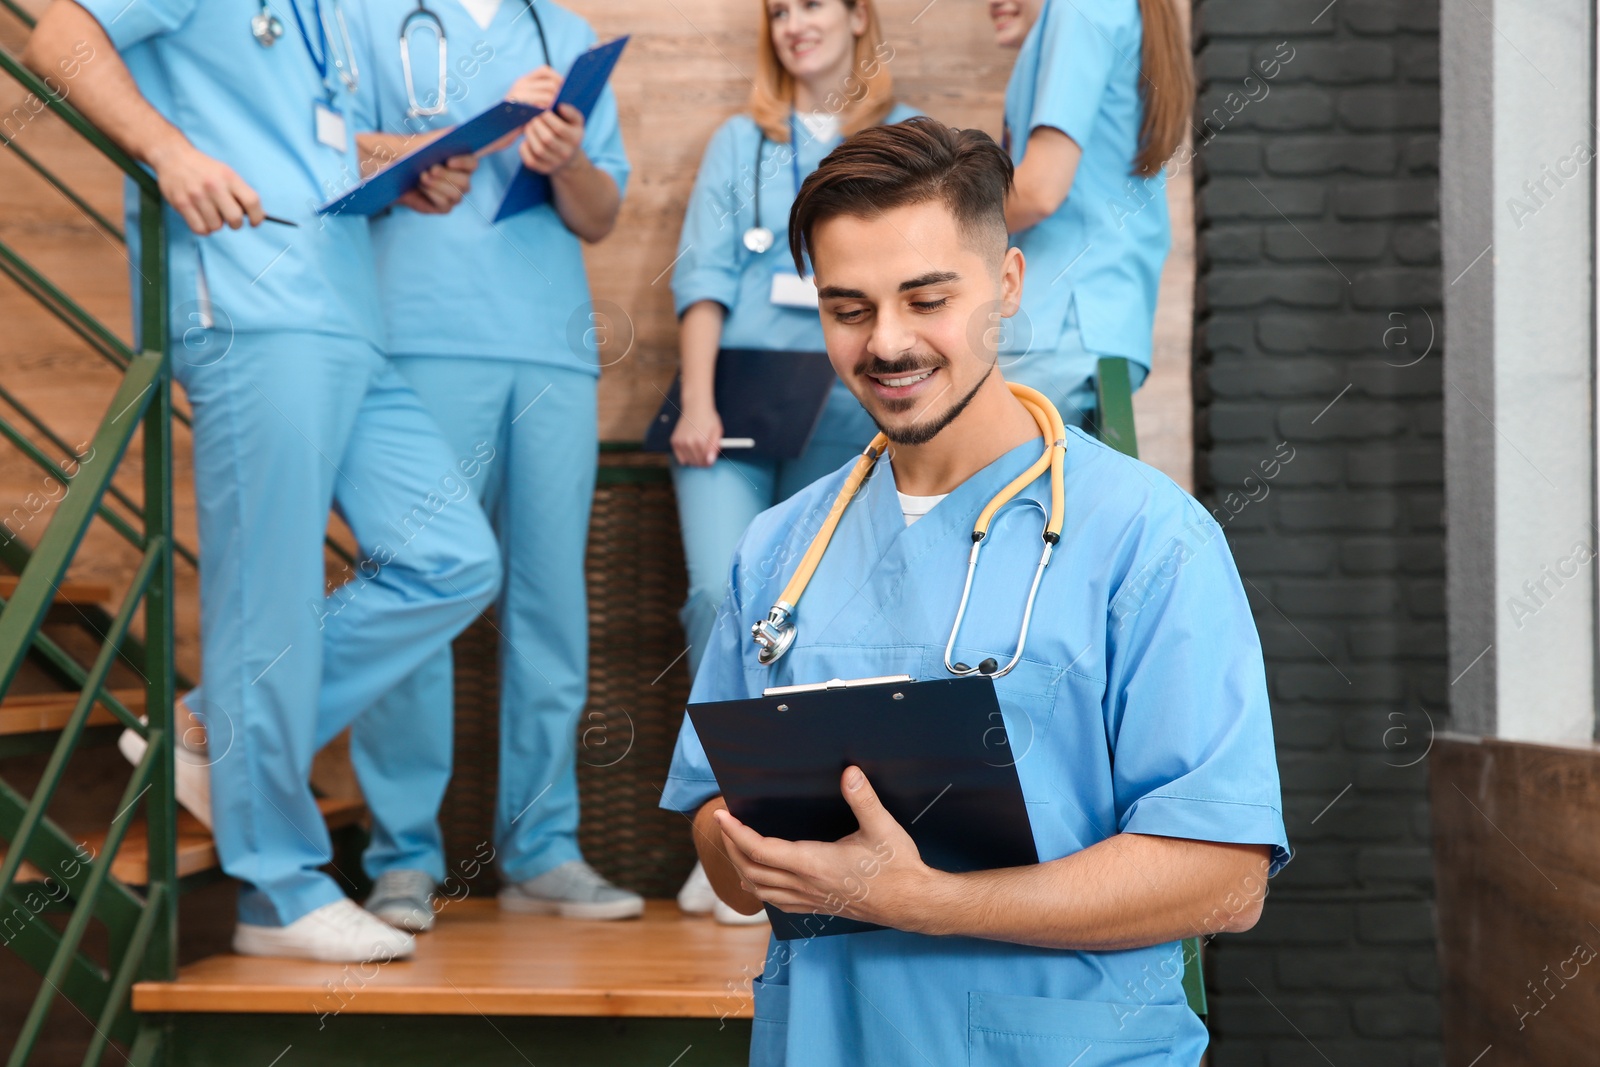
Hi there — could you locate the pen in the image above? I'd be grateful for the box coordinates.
[263,214,299,227]
[719,437,756,449]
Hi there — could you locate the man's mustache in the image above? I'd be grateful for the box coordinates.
[855,354,949,377]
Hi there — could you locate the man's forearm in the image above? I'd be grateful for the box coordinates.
[23,1,187,167]
[915,833,1271,951]
[693,798,763,915]
[550,154,619,243]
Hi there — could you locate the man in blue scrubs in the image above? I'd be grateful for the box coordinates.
[661,118,1287,1065]
[343,0,638,926]
[25,0,501,962]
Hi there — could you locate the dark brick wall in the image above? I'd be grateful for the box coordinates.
[1191,1,1445,1064]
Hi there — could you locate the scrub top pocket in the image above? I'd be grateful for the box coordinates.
[750,975,790,1067]
[967,991,1193,1067]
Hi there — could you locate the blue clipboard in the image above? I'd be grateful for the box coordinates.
[317,100,541,217]
[687,675,1039,940]
[493,35,630,222]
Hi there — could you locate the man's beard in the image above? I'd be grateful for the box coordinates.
[862,356,993,446]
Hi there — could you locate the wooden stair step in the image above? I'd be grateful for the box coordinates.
[132,899,767,1019]
[3,796,366,886]
[0,576,114,606]
[0,687,144,736]
[105,795,368,885]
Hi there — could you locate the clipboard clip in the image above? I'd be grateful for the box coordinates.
[762,674,914,698]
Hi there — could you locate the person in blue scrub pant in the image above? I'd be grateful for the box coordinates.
[341,0,639,925]
[991,0,1192,428]
[24,0,499,962]
[662,119,1287,1066]
[667,0,915,923]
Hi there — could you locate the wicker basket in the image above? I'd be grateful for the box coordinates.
[440,450,700,898]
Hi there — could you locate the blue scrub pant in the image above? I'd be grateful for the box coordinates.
[352,358,597,885]
[672,382,876,678]
[177,331,501,927]
[1002,300,1149,431]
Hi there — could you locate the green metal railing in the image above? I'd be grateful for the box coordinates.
[0,27,178,1067]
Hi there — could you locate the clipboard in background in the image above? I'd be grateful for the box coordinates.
[686,675,1039,940]
[493,36,631,221]
[317,101,541,217]
[643,348,838,461]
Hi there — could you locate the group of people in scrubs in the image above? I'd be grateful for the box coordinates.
[25,0,639,962]
[20,2,1288,1058]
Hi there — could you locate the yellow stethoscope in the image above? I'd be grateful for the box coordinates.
[752,382,1068,679]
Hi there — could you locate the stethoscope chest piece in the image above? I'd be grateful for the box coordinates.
[252,4,285,46]
[752,604,798,665]
[743,226,775,254]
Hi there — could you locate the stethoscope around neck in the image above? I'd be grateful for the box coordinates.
[751,382,1069,679]
[254,0,360,95]
[742,112,807,255]
[400,0,550,119]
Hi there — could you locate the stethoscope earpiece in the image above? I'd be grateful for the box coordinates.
[398,0,550,119]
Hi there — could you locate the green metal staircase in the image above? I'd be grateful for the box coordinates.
[0,6,179,1062]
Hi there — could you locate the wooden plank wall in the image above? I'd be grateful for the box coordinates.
[0,0,1195,680]
[1431,735,1600,1066]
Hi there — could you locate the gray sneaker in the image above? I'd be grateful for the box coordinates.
[498,860,644,921]
[365,869,437,933]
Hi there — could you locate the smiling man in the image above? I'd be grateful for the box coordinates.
[659,117,1289,1067]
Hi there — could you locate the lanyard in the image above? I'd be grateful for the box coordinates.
[288,0,335,98]
[749,112,814,251]
[290,0,359,99]
[786,111,803,201]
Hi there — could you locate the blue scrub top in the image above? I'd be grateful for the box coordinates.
[82,0,384,345]
[662,432,1289,1066]
[671,104,920,352]
[346,0,630,370]
[1005,0,1169,367]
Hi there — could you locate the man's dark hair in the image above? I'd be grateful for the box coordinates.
[789,116,1015,274]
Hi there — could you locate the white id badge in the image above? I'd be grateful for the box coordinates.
[314,103,348,151]
[770,270,820,309]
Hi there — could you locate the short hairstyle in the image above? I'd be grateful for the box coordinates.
[789,116,1015,274]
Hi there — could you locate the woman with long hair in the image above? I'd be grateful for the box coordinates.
[667,0,917,923]
[990,0,1193,427]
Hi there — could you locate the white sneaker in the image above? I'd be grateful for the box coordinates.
[499,860,644,921]
[118,702,211,829]
[365,869,437,932]
[678,862,769,925]
[714,898,770,926]
[676,861,715,915]
[234,898,415,962]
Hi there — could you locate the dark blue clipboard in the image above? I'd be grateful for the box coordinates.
[317,101,541,217]
[493,35,630,222]
[686,675,1039,940]
[643,348,839,461]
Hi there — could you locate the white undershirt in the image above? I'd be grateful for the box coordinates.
[898,492,948,526]
[797,110,841,143]
[457,0,503,30]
